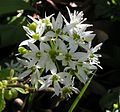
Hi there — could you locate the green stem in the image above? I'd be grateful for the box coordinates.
[55,60,60,72]
[7,84,35,92]
[6,84,54,93]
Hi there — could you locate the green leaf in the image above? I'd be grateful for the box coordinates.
[0,68,11,79]
[0,17,27,48]
[68,75,94,112]
[0,0,39,15]
[15,87,29,94]
[0,89,6,112]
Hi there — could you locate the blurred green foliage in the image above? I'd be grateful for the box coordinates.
[0,0,39,48]
[94,0,120,21]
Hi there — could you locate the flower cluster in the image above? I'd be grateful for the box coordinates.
[18,7,102,98]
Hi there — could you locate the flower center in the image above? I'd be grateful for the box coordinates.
[73,32,80,40]
[65,53,72,61]
[31,66,36,72]
[62,86,72,96]
[32,33,39,40]
[42,18,51,25]
[36,52,41,59]
[51,74,59,81]
[27,22,37,32]
[55,28,61,35]
[49,49,57,60]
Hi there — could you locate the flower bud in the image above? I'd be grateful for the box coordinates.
[18,47,28,54]
[27,22,37,31]
[113,103,118,109]
[4,89,13,100]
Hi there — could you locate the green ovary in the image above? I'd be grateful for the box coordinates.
[32,33,39,40]
[65,53,72,61]
[36,52,41,59]
[51,74,59,81]
[62,86,72,95]
[28,22,37,32]
[49,49,57,59]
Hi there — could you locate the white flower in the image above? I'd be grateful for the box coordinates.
[74,28,96,42]
[22,42,47,68]
[60,77,79,98]
[18,57,41,88]
[19,23,46,46]
[22,42,57,73]
[87,43,103,69]
[5,60,25,75]
[78,42,102,69]
[42,13,54,26]
[61,7,96,53]
[19,14,55,46]
[52,12,63,30]
[38,42,57,74]
[42,12,64,41]
[18,60,41,81]
[56,39,83,69]
[30,66,41,88]
[63,7,88,34]
[40,72,72,96]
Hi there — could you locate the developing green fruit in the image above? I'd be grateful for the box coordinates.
[11,88,18,99]
[32,33,39,40]
[4,89,13,100]
[2,80,8,86]
[4,88,18,100]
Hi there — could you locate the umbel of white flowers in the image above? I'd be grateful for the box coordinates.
[18,7,102,98]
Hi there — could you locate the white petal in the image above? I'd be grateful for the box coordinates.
[55,12,63,29]
[92,43,103,53]
[40,42,50,52]
[69,40,78,52]
[19,39,36,46]
[66,6,72,22]
[23,52,34,60]
[54,81,61,96]
[18,69,31,79]
[73,52,88,61]
[37,54,48,68]
[84,34,95,42]
[46,58,57,74]
[37,23,46,36]
[52,17,56,29]
[40,36,48,41]
[45,31,55,37]
[83,62,97,70]
[69,60,76,70]
[27,15,41,24]
[23,26,34,36]
[77,68,88,83]
[28,42,39,51]
[56,55,63,61]
[57,39,67,53]
[17,58,28,66]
